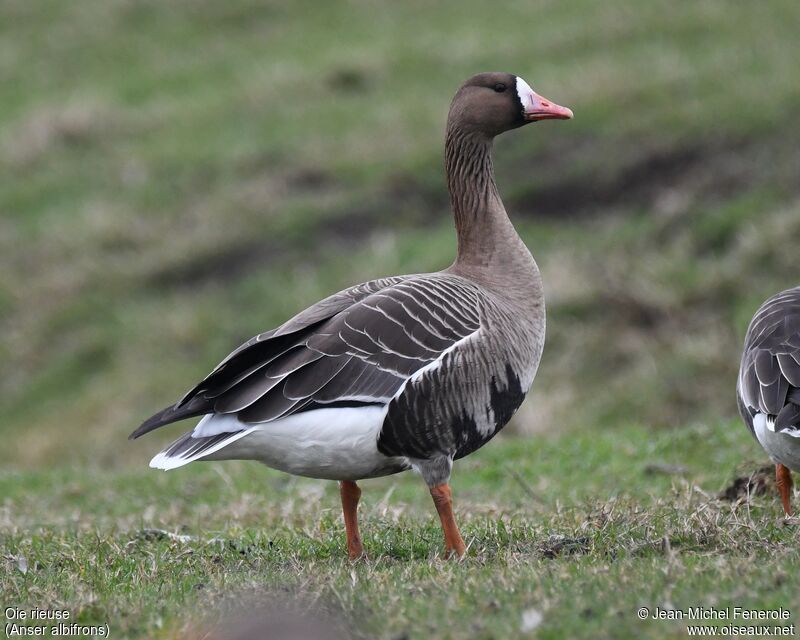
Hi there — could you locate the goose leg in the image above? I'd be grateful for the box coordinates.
[430,483,466,558]
[776,463,793,517]
[339,480,364,559]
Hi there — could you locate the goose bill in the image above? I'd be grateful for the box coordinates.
[523,94,573,121]
[516,77,573,122]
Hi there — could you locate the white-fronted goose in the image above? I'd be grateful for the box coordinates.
[738,287,800,515]
[132,72,573,558]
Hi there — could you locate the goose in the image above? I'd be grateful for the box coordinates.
[738,287,800,516]
[131,72,573,558]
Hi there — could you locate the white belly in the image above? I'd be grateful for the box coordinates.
[199,407,410,480]
[753,413,800,471]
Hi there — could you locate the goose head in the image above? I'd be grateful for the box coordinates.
[447,72,573,137]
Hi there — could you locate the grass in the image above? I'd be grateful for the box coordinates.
[4,1,800,637]
[3,420,799,638]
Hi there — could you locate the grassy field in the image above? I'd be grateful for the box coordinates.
[3,0,800,637]
[4,421,799,639]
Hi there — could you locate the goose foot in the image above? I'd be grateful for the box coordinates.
[430,483,466,559]
[339,480,364,560]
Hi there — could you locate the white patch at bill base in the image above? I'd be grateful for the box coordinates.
[515,76,536,112]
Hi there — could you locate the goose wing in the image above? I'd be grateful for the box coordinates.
[738,287,800,433]
[131,273,482,439]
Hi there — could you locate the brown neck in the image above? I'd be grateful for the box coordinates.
[445,125,531,274]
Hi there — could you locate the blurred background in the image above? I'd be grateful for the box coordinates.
[2,0,799,469]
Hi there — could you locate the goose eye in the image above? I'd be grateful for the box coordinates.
[493,83,507,93]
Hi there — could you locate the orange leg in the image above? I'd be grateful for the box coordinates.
[776,463,793,517]
[430,483,466,558]
[339,480,364,559]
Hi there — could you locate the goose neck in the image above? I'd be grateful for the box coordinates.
[445,126,530,274]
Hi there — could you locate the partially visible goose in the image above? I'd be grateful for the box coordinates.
[738,287,800,515]
[132,72,573,558]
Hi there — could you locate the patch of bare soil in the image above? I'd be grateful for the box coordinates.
[537,534,591,558]
[147,168,444,290]
[508,134,798,219]
[718,465,774,502]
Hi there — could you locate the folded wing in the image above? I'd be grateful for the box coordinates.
[131,274,482,439]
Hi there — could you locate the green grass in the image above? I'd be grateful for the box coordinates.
[3,421,798,639]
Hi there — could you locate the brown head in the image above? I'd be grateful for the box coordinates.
[446,72,572,138]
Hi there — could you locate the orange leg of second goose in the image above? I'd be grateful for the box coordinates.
[776,463,793,517]
[339,480,364,559]
[430,483,466,558]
